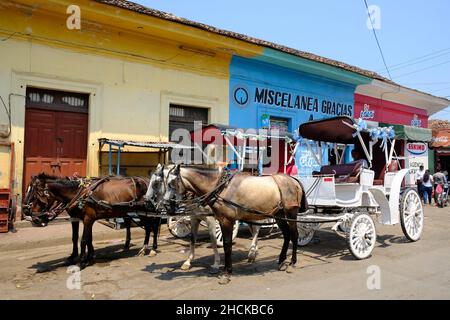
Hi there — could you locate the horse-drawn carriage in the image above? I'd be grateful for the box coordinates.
[22,116,425,281]
[295,116,424,259]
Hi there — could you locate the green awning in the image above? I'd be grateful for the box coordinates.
[379,123,432,142]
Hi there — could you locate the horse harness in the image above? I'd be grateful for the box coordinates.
[74,176,148,211]
[173,171,285,219]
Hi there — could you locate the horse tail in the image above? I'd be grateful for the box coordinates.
[290,176,309,213]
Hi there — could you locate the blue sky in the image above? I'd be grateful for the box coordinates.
[136,0,450,120]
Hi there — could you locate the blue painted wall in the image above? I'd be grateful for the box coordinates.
[229,54,358,175]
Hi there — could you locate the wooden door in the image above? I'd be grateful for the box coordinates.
[23,88,88,191]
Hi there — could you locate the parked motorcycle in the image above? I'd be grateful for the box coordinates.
[436,183,449,208]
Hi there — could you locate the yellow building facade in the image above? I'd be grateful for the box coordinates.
[0,0,262,211]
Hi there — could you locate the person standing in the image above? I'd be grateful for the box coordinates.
[422,170,433,206]
[433,168,448,207]
[415,165,425,201]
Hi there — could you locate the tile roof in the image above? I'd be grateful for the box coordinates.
[96,0,449,103]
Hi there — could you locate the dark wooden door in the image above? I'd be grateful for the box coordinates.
[23,88,88,191]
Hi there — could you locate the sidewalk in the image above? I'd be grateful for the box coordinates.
[0,221,147,252]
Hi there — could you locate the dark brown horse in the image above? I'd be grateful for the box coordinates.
[23,173,160,267]
[163,165,307,284]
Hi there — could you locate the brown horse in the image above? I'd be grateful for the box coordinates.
[23,173,160,268]
[145,164,265,272]
[163,165,307,283]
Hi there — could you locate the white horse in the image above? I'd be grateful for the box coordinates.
[144,164,261,273]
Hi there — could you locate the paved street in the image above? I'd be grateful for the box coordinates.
[0,206,449,300]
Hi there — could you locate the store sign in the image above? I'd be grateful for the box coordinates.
[232,85,353,117]
[406,142,427,156]
[260,114,270,128]
[411,114,422,127]
[433,136,449,143]
[405,142,428,186]
[359,104,375,119]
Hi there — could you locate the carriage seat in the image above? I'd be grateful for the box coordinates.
[373,161,399,185]
[312,161,364,183]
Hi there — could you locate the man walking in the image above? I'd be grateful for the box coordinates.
[415,165,425,201]
[433,168,448,207]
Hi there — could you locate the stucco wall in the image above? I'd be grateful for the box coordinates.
[0,39,230,197]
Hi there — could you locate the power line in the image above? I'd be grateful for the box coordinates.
[380,51,450,75]
[377,47,450,73]
[392,59,450,79]
[363,0,392,80]
[431,86,450,94]
[400,81,450,86]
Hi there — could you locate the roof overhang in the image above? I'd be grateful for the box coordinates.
[356,80,450,116]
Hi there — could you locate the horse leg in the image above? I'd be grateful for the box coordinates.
[181,217,200,271]
[149,217,159,257]
[86,221,95,264]
[247,224,260,263]
[286,210,299,273]
[79,216,95,269]
[66,220,79,265]
[205,216,220,273]
[218,218,234,285]
[123,216,131,251]
[276,218,291,271]
[138,218,151,256]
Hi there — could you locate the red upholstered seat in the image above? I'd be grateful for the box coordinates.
[315,161,364,183]
[374,161,399,185]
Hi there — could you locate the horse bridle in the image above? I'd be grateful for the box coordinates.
[164,167,234,215]
[23,181,57,221]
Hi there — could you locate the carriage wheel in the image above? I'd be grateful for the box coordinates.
[297,223,317,246]
[258,218,277,236]
[215,220,239,247]
[167,216,192,239]
[347,213,376,260]
[400,188,424,242]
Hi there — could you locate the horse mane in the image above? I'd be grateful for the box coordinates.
[36,173,80,188]
[36,172,64,180]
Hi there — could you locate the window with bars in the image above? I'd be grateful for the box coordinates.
[169,104,208,142]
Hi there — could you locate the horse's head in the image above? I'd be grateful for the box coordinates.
[22,173,58,227]
[144,163,166,211]
[163,164,185,215]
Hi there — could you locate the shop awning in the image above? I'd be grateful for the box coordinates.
[379,123,432,142]
[431,129,450,148]
[190,123,295,145]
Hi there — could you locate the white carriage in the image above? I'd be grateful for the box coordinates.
[295,116,424,259]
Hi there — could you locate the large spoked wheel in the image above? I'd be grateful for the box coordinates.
[215,220,239,247]
[347,213,376,260]
[400,188,424,242]
[297,223,319,246]
[167,216,192,238]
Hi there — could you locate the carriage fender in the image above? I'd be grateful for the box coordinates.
[387,168,410,225]
[369,169,409,225]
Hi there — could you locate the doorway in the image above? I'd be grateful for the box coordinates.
[23,88,89,191]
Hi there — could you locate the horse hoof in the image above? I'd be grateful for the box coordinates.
[278,261,289,271]
[286,264,296,273]
[149,250,157,257]
[181,263,191,271]
[137,248,147,257]
[248,250,257,263]
[218,274,231,285]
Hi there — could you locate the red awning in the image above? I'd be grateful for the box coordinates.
[431,129,450,148]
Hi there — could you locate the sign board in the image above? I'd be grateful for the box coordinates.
[404,142,428,186]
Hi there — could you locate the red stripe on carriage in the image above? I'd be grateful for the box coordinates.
[323,177,333,182]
